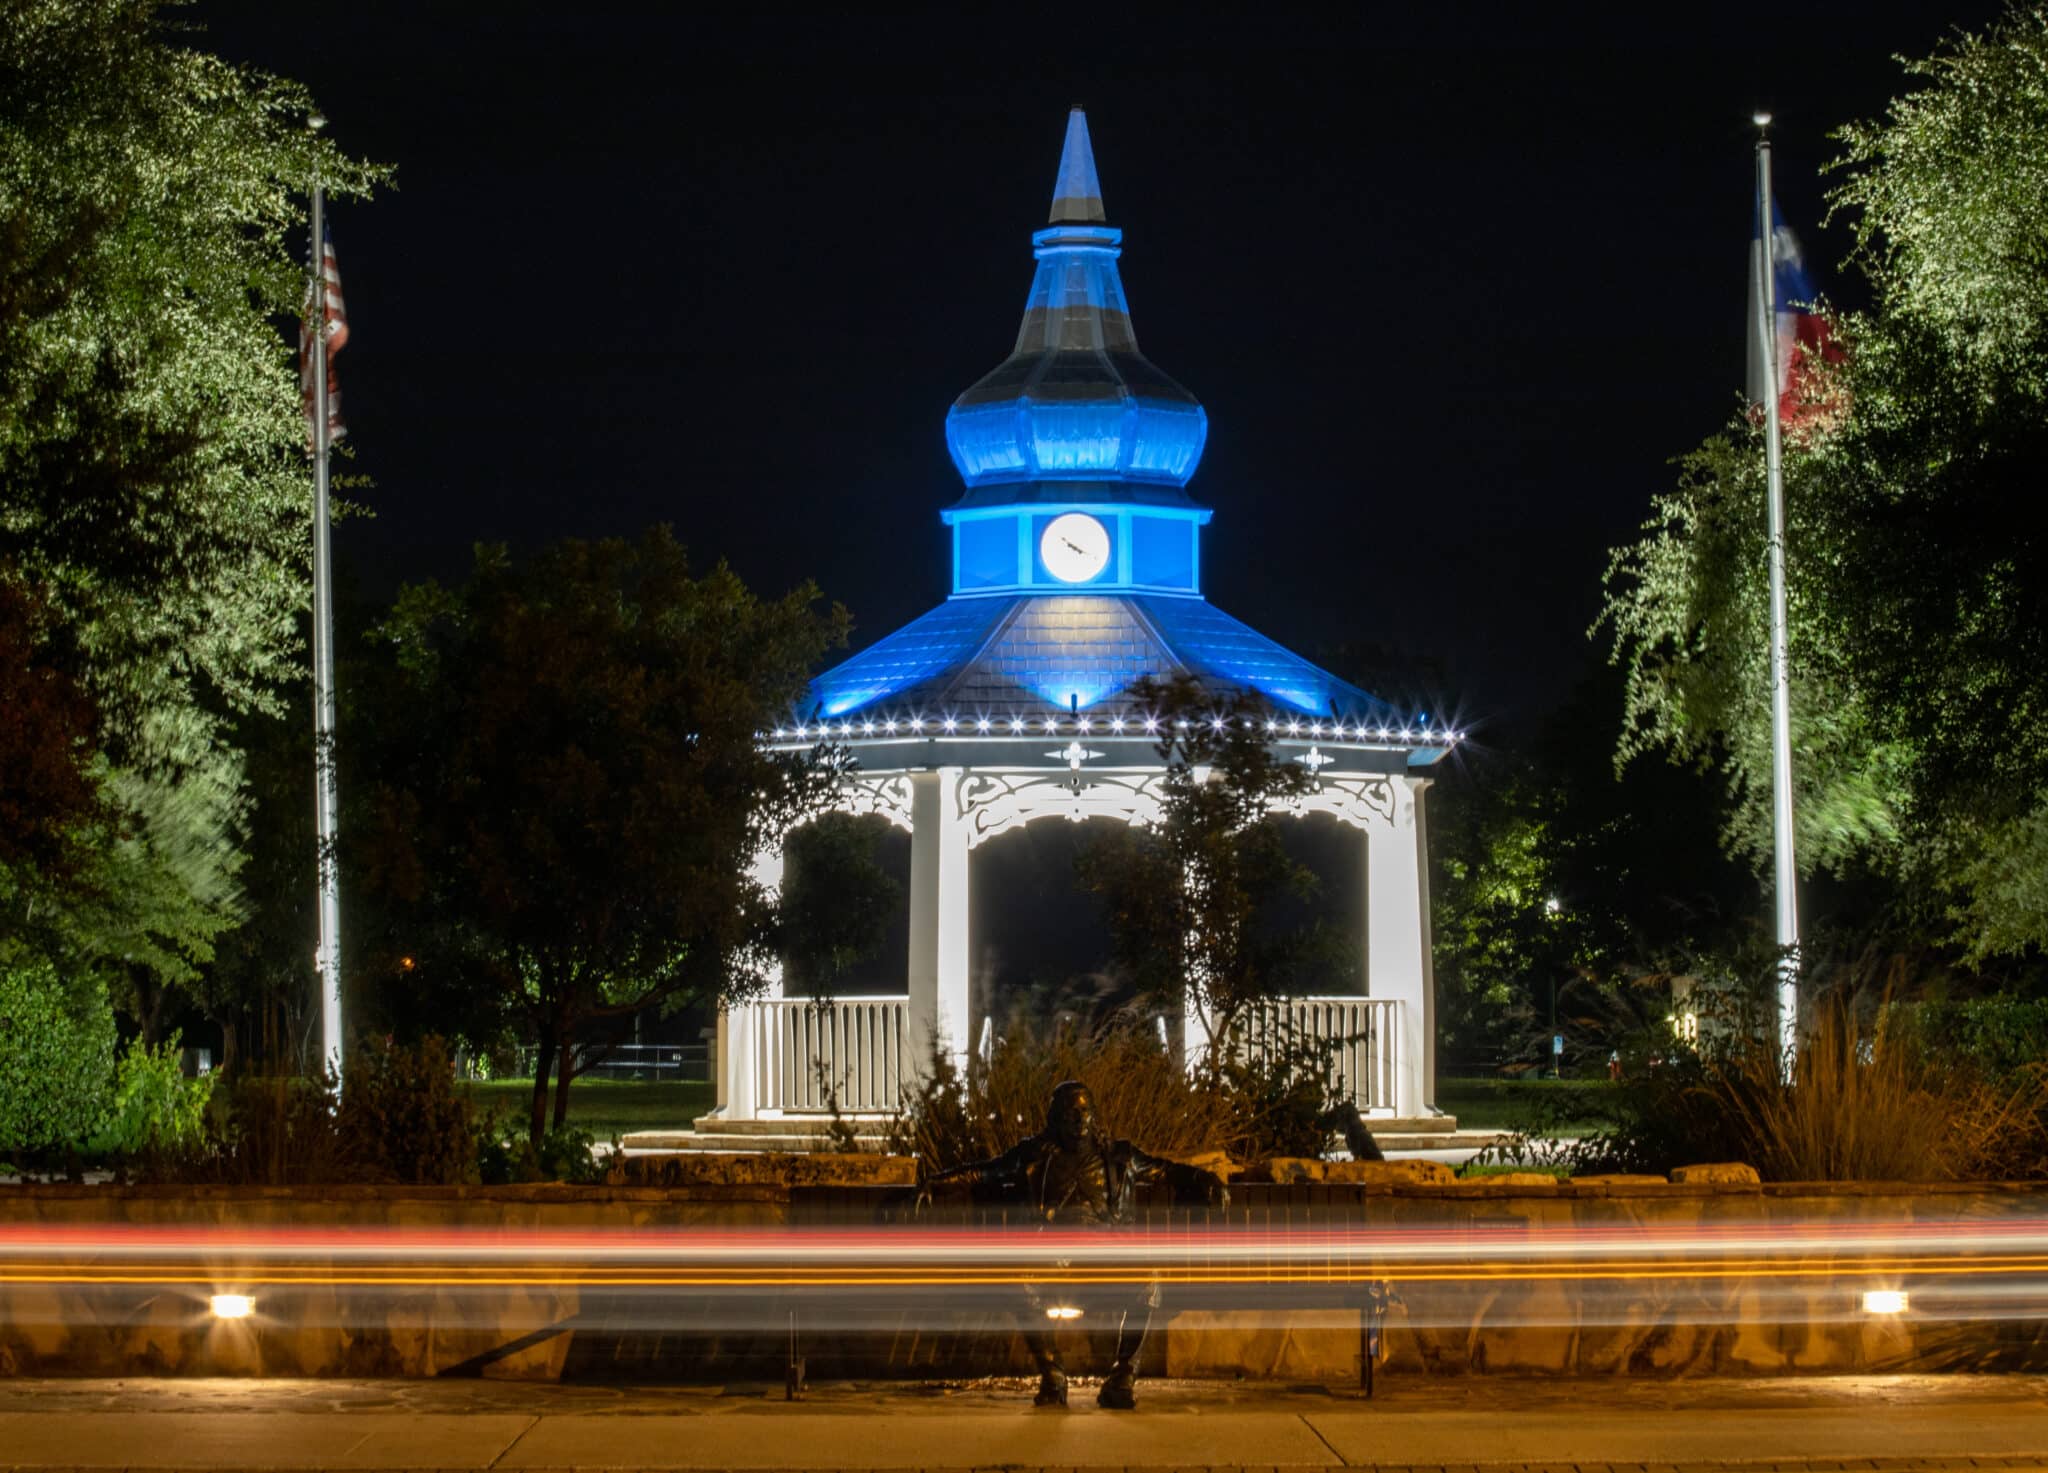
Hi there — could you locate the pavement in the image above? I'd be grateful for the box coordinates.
[0,1374,2043,1472]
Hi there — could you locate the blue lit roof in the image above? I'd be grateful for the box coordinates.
[944,108,1207,498]
[809,594,1399,725]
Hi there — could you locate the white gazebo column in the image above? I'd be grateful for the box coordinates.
[1365,776,1435,1117]
[721,840,788,1122]
[907,767,971,1075]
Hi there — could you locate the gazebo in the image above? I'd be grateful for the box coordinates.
[712,109,1456,1130]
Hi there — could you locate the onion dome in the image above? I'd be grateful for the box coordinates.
[944,108,1208,506]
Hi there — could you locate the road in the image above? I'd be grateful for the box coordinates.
[0,1374,2042,1471]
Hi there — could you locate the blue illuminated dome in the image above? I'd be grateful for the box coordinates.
[944,108,1208,500]
[798,109,1449,762]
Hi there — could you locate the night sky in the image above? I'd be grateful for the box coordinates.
[200,2,1991,739]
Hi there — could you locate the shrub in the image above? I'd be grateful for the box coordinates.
[90,1033,212,1159]
[887,1008,1359,1173]
[478,1123,611,1184]
[166,1036,493,1185]
[1500,975,2048,1182]
[0,966,114,1161]
[336,1035,485,1185]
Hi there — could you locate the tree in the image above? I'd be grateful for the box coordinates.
[1598,6,2048,961]
[1077,676,1316,1046]
[0,2,384,1019]
[357,530,847,1144]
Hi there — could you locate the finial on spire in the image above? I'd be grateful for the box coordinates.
[1049,106,1105,224]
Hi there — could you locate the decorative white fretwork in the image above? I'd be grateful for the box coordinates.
[1274,773,1397,830]
[831,772,916,832]
[954,768,1168,848]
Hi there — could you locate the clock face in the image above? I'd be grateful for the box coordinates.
[1040,513,1111,583]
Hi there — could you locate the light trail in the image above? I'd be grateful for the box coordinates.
[1,1217,2044,1294]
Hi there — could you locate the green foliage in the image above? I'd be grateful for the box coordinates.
[0,1,386,1010]
[888,1008,1357,1173]
[357,530,848,1143]
[1077,676,1314,1038]
[159,1037,485,1184]
[1487,972,2048,1181]
[1907,992,2048,1086]
[332,1035,485,1186]
[88,1031,211,1158]
[478,1123,610,1185]
[0,964,114,1158]
[1597,7,2048,958]
[779,813,901,996]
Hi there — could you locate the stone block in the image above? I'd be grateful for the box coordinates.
[617,1151,913,1188]
[1165,1309,1360,1381]
[1570,1174,1670,1187]
[1669,1162,1761,1185]
[1324,1158,1455,1186]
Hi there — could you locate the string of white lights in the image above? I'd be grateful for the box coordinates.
[765,714,1462,746]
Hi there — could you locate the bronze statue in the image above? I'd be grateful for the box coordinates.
[918,1080,1228,1409]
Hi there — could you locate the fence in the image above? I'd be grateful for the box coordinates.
[755,996,909,1114]
[511,1042,710,1083]
[1236,997,1401,1114]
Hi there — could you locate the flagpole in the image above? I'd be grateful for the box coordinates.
[308,134,344,1083]
[1753,114,1800,1077]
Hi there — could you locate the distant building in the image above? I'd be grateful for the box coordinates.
[715,110,1456,1124]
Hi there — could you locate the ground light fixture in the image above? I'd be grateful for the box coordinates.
[1044,1305,1084,1320]
[209,1293,256,1320]
[1862,1290,1909,1315]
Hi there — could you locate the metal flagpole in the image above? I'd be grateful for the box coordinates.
[309,140,344,1082]
[1753,115,1800,1076]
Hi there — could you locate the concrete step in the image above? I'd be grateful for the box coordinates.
[623,1114,1491,1157]
[678,1112,1460,1136]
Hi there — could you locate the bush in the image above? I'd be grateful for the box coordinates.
[1495,976,2048,1181]
[90,1032,212,1159]
[166,1036,493,1185]
[0,966,114,1161]
[479,1123,611,1185]
[336,1035,486,1185]
[1906,994,2048,1086]
[889,1011,1238,1173]
[887,1007,1360,1173]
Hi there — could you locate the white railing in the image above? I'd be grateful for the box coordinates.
[1238,997,1401,1114]
[755,996,909,1114]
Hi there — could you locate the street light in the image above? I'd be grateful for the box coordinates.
[1544,896,1563,1078]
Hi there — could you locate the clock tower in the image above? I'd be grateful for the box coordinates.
[942,108,1212,599]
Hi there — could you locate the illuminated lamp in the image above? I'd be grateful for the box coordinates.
[943,717,958,733]
[1110,717,1126,733]
[1862,1290,1908,1315]
[1043,1305,1084,1320]
[884,719,898,734]
[1010,718,1026,733]
[862,720,876,735]
[910,717,925,732]
[976,718,992,733]
[209,1293,255,1320]
[1042,718,1058,734]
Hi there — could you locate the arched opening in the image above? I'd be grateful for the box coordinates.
[779,812,912,998]
[969,816,1127,1044]
[1260,811,1366,998]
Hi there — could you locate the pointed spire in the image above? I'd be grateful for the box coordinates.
[1049,106,1105,224]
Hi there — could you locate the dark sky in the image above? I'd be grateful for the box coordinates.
[199,2,1991,737]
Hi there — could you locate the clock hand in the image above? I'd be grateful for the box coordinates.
[1062,538,1085,555]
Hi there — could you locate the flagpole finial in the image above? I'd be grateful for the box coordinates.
[1753,110,1773,131]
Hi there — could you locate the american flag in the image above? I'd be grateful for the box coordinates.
[300,223,349,448]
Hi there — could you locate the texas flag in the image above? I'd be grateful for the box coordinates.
[1749,198,1844,433]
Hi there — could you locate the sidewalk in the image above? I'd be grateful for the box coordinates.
[0,1375,2043,1471]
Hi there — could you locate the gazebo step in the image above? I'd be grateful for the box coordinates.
[621,1112,1469,1156]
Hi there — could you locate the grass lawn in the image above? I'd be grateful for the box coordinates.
[464,1077,713,1139]
[1436,1075,1614,1133]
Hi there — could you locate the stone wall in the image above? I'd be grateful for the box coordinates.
[1,1174,2040,1382]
